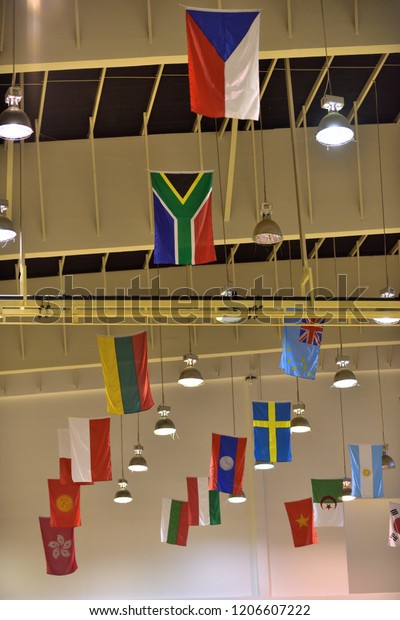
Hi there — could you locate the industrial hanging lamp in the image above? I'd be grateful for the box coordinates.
[315,1,353,148]
[178,352,204,388]
[332,353,358,389]
[339,392,356,502]
[290,379,311,433]
[114,418,133,504]
[0,1,33,141]
[252,110,282,245]
[154,327,176,436]
[371,82,400,326]
[253,354,274,471]
[376,347,395,470]
[128,414,148,472]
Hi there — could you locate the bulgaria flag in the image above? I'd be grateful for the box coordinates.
[186,477,221,526]
[311,479,344,527]
[68,417,112,483]
[97,332,154,415]
[161,498,189,546]
[186,8,260,120]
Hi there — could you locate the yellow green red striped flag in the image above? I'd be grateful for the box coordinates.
[97,332,154,414]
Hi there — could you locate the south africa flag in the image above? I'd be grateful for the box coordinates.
[151,171,216,265]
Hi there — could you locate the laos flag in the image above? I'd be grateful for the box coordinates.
[185,8,260,120]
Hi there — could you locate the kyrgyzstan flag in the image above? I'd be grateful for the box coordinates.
[68,417,112,483]
[39,516,78,576]
[48,479,81,528]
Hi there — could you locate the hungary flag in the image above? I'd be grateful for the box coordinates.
[161,498,189,546]
[186,477,221,526]
[311,479,344,527]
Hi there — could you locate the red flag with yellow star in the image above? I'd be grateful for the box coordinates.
[284,497,318,547]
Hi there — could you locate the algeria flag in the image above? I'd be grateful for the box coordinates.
[311,479,344,527]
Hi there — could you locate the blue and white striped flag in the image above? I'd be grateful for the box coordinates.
[348,444,383,498]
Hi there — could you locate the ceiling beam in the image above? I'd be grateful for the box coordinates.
[88,67,106,135]
[349,234,368,257]
[140,64,164,136]
[244,59,278,131]
[295,57,334,128]
[347,53,389,123]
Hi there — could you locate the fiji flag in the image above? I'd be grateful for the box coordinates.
[253,401,292,463]
[185,8,260,120]
[209,433,247,494]
[349,444,384,499]
[279,318,324,380]
[151,171,216,266]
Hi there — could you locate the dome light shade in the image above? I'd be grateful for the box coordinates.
[178,353,204,387]
[227,490,247,503]
[290,401,311,433]
[0,86,33,141]
[154,404,176,436]
[332,354,358,388]
[382,444,395,470]
[341,477,356,502]
[253,203,282,245]
[254,460,274,470]
[316,111,354,147]
[113,478,133,504]
[0,200,16,243]
[128,444,148,472]
[373,287,400,325]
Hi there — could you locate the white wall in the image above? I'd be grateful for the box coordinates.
[0,363,399,600]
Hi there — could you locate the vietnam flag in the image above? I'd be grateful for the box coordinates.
[48,479,81,528]
[97,332,154,414]
[284,497,318,548]
[39,516,78,576]
[68,417,112,483]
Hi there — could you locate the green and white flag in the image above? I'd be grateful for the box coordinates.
[311,479,344,527]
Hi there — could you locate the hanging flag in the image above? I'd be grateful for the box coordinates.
[39,516,78,576]
[279,318,324,380]
[311,479,344,527]
[48,479,81,528]
[348,444,383,499]
[252,401,292,463]
[284,497,318,548]
[209,433,247,495]
[161,498,189,546]
[97,332,154,415]
[185,8,260,120]
[68,417,112,483]
[388,502,400,548]
[151,171,216,266]
[58,429,92,486]
[186,477,221,526]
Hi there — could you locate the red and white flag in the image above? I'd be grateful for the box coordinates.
[68,417,112,483]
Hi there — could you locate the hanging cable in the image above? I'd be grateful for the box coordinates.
[339,390,347,477]
[214,119,231,287]
[374,81,389,289]
[333,237,343,351]
[258,353,263,401]
[260,113,268,203]
[320,0,332,97]
[376,346,386,445]
[230,356,236,436]
[119,416,124,476]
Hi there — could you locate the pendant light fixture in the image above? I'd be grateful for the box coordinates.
[128,413,148,472]
[227,356,247,502]
[376,347,395,470]
[371,82,400,326]
[0,199,17,244]
[114,418,133,504]
[315,1,353,148]
[332,238,358,389]
[154,326,176,437]
[254,354,274,471]
[339,391,356,502]
[0,1,33,141]
[290,379,311,433]
[253,112,282,245]
[216,285,246,324]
